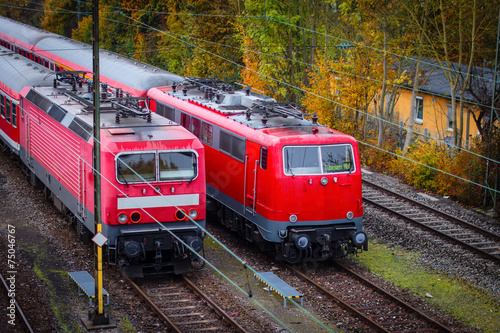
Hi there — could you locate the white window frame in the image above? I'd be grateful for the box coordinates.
[414,97,423,124]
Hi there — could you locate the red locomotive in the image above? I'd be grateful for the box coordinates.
[0,46,206,277]
[148,78,367,263]
[0,15,368,264]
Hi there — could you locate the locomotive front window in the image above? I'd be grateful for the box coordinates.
[116,151,198,184]
[117,153,156,182]
[283,144,355,175]
[321,145,354,173]
[159,152,196,180]
[284,146,321,175]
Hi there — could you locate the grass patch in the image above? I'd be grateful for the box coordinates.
[355,240,500,332]
[116,313,137,333]
[24,242,83,333]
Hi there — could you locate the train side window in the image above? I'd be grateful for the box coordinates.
[68,117,92,141]
[156,102,175,121]
[260,147,268,170]
[6,99,11,124]
[25,89,52,112]
[12,103,17,128]
[220,131,245,161]
[181,113,190,129]
[50,63,55,71]
[191,117,201,138]
[232,136,245,161]
[220,131,231,154]
[48,104,67,122]
[201,122,213,146]
[0,94,4,118]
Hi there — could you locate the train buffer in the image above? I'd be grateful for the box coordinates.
[68,271,109,307]
[254,271,303,308]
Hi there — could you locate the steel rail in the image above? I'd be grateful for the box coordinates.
[181,275,249,333]
[289,265,390,333]
[363,180,500,264]
[334,262,453,332]
[0,271,34,333]
[363,179,500,242]
[289,264,453,333]
[123,272,248,333]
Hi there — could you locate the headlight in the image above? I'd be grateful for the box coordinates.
[320,177,328,185]
[346,211,354,220]
[289,214,298,223]
[130,211,142,223]
[175,209,186,221]
[188,209,199,219]
[117,213,128,224]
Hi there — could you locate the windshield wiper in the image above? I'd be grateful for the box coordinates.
[117,165,129,186]
[286,150,295,178]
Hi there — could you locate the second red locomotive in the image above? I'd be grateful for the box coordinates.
[148,78,368,264]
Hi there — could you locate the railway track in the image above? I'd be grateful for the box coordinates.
[288,262,453,332]
[0,271,34,333]
[122,273,248,333]
[362,179,500,264]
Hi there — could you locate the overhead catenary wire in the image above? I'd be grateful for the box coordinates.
[118,13,500,196]
[103,13,500,168]
[0,5,497,192]
[2,3,498,162]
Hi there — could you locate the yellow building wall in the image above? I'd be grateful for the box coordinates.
[394,89,480,146]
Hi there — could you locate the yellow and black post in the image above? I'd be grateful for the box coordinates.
[91,0,109,325]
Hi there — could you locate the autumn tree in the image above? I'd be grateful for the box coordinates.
[404,0,498,148]
[0,0,45,25]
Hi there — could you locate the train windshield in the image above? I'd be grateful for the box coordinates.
[116,151,197,183]
[283,144,355,175]
[159,152,196,180]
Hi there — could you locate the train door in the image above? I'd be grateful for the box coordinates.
[243,141,262,216]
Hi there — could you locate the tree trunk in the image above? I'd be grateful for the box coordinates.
[377,29,388,148]
[403,59,422,153]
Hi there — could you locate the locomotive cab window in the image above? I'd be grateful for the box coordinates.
[117,153,156,183]
[283,144,355,176]
[116,151,198,184]
[159,152,197,181]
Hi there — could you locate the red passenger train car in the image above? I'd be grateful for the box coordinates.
[148,78,368,263]
[0,15,180,98]
[0,47,206,277]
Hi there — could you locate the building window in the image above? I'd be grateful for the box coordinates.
[414,97,423,124]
